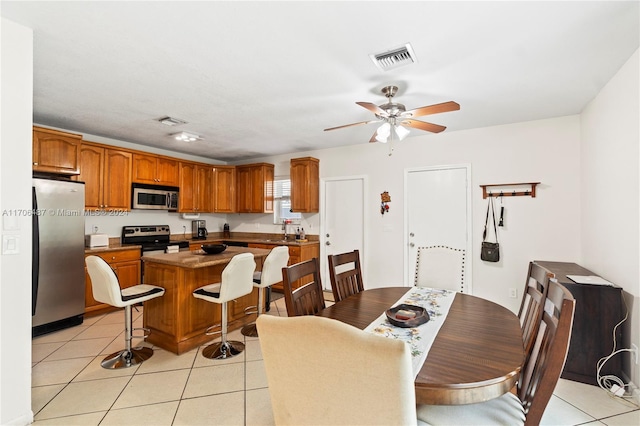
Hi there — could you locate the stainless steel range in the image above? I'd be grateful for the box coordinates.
[121,225,189,254]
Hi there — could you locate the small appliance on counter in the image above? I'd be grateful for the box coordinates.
[85,233,109,248]
[192,220,208,239]
[223,223,230,238]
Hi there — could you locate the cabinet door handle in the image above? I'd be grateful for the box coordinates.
[33,162,39,166]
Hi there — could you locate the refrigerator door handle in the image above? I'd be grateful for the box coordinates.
[32,186,40,316]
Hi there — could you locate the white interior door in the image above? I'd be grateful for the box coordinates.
[404,165,471,290]
[321,176,366,291]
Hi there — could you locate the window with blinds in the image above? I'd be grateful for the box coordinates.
[274,178,302,224]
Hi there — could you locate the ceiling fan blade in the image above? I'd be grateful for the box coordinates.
[401,119,447,133]
[404,101,460,118]
[324,120,378,132]
[369,130,381,143]
[356,102,388,116]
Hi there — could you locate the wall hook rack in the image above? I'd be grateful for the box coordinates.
[480,182,540,199]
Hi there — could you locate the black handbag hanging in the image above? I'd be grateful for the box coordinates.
[481,196,500,262]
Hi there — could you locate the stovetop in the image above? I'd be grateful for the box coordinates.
[121,225,189,250]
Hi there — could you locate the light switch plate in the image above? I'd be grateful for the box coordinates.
[2,216,19,231]
[2,234,20,255]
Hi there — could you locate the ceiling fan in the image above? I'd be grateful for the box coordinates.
[324,85,460,144]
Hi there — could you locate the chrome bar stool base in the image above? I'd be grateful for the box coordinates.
[241,323,259,337]
[101,346,154,369]
[202,340,245,359]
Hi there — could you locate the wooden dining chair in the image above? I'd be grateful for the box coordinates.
[416,280,575,425]
[414,245,466,292]
[257,315,418,425]
[327,249,364,302]
[518,262,550,361]
[282,258,325,316]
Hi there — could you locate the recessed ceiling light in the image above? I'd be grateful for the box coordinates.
[171,131,202,142]
[158,116,188,126]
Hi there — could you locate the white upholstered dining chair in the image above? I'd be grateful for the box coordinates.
[414,245,466,292]
[256,315,419,425]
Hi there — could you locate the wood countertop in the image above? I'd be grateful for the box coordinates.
[141,246,270,268]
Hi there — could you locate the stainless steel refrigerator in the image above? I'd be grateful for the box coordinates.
[32,177,86,336]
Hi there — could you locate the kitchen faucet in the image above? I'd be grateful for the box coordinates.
[282,219,290,240]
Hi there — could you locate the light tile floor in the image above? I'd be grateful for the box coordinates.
[32,295,640,425]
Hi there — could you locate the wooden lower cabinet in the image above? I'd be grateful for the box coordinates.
[143,256,264,354]
[534,261,627,386]
[248,242,320,291]
[84,248,141,315]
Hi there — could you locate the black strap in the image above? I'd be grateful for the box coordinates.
[483,197,499,243]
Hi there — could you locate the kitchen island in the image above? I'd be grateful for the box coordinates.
[141,246,270,354]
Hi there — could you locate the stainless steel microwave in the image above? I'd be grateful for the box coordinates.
[131,184,179,211]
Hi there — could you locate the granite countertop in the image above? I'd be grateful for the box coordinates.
[141,246,271,268]
[186,237,319,247]
[84,243,141,254]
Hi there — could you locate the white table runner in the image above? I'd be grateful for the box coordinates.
[364,287,456,378]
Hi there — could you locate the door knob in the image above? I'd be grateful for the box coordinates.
[325,241,331,246]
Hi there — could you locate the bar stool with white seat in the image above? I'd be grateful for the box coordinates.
[241,246,289,337]
[85,255,166,369]
[193,252,256,359]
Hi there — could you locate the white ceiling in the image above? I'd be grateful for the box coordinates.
[2,1,639,162]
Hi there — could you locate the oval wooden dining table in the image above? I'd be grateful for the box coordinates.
[317,287,525,405]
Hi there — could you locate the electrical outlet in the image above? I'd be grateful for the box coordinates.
[632,343,638,365]
[509,288,517,298]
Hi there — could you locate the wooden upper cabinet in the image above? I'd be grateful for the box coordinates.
[236,163,274,213]
[290,157,319,213]
[77,142,131,210]
[132,153,179,186]
[76,144,105,210]
[103,149,133,210]
[213,165,236,213]
[178,162,213,213]
[32,126,81,175]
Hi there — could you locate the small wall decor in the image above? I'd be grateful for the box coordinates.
[380,191,391,215]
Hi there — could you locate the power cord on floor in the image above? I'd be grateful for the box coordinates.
[595,293,639,408]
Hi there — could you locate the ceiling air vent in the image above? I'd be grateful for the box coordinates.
[157,116,187,126]
[370,43,417,71]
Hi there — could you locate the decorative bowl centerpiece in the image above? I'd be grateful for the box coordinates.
[385,303,430,328]
[201,244,227,255]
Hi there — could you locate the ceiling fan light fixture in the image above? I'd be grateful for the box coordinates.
[375,123,391,143]
[171,131,202,142]
[395,125,410,141]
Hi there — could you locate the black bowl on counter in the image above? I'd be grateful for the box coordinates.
[201,244,227,255]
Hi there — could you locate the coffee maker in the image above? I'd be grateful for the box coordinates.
[192,220,208,239]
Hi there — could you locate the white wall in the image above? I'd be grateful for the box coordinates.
[236,115,582,312]
[0,18,34,426]
[580,48,640,389]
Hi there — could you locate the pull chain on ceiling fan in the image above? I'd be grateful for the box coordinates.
[324,85,460,146]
